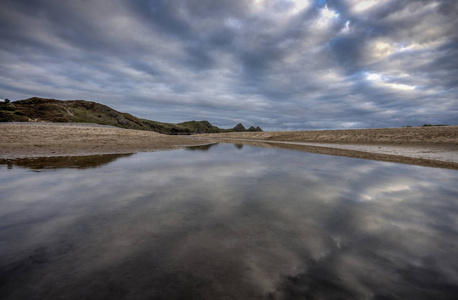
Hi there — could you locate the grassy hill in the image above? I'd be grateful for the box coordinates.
[0,97,248,135]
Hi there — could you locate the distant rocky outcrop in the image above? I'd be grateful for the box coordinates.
[233,123,246,132]
[233,123,263,132]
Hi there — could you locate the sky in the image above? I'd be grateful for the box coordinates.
[0,0,457,130]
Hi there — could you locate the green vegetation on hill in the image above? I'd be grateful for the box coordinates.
[0,97,262,134]
[177,120,232,134]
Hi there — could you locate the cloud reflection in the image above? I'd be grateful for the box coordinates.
[0,144,457,299]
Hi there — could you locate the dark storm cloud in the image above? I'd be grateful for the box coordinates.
[0,0,456,129]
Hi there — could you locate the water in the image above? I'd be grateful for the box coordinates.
[1,143,458,299]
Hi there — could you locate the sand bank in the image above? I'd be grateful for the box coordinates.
[196,126,458,145]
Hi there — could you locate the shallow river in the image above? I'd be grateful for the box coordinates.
[1,143,458,299]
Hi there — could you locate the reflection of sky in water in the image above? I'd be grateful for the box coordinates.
[1,144,458,299]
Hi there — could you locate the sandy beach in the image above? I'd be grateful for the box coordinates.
[0,123,205,158]
[1,123,457,169]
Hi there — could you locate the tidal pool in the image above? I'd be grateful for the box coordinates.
[1,143,458,299]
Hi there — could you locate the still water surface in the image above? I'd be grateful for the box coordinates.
[1,143,458,299]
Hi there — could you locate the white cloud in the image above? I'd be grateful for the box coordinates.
[366,72,416,91]
[291,0,311,13]
[347,0,390,14]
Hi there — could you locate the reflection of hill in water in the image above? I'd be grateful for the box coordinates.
[184,143,219,151]
[0,153,133,170]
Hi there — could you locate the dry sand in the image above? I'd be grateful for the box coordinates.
[196,126,458,144]
[1,123,457,169]
[0,123,204,159]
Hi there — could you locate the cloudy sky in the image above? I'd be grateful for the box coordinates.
[0,0,457,130]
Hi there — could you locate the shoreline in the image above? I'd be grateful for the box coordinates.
[196,138,458,170]
[195,126,458,170]
[197,137,458,162]
[1,123,457,170]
